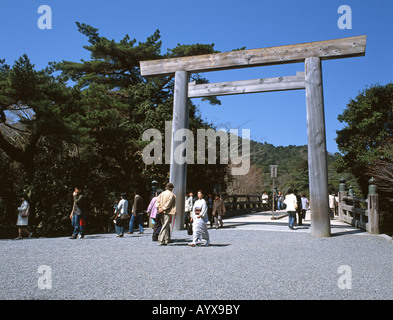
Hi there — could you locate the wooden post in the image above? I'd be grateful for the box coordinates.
[272,179,275,212]
[305,57,331,237]
[170,70,190,231]
[368,178,379,234]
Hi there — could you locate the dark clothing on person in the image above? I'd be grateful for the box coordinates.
[72,194,87,238]
[295,194,303,225]
[212,198,226,229]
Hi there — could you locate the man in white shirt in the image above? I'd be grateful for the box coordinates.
[329,193,336,220]
[184,191,194,229]
[262,192,268,211]
[284,189,297,230]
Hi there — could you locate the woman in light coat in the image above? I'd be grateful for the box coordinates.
[284,188,297,230]
[188,190,210,247]
[147,189,163,241]
[16,195,32,239]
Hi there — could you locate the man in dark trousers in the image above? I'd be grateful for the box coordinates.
[69,186,87,239]
[294,189,303,226]
[128,189,144,234]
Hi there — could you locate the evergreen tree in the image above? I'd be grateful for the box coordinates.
[54,23,229,195]
[336,83,393,195]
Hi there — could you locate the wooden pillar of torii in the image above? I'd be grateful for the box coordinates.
[140,35,367,237]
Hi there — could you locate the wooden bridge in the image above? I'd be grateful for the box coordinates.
[222,194,263,216]
[338,178,379,234]
[222,178,381,235]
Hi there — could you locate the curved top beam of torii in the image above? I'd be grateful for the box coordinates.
[140,35,367,77]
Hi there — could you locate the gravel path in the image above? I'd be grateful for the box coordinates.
[1,212,392,300]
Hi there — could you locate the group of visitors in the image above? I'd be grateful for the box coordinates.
[14,187,88,240]
[12,182,226,247]
[111,183,224,247]
[283,189,309,230]
[262,189,310,230]
[262,190,286,211]
[14,186,88,240]
[15,183,339,239]
[185,192,226,230]
[111,185,172,244]
[184,190,226,247]
[112,189,145,238]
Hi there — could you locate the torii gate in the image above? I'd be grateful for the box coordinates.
[140,35,367,237]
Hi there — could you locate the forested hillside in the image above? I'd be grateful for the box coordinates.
[234,140,359,196]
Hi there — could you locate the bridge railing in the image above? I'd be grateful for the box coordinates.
[338,178,379,234]
[221,194,263,216]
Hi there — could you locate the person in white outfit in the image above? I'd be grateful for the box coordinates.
[284,189,297,230]
[184,191,194,229]
[262,191,269,211]
[188,190,210,247]
[16,195,32,239]
[329,193,336,220]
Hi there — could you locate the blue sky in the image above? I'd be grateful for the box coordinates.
[1,0,392,154]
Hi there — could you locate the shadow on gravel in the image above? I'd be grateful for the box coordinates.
[222,221,297,228]
[84,234,108,239]
[331,229,366,237]
[168,238,230,247]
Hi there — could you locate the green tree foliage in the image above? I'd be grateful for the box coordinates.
[336,83,393,234]
[248,140,358,196]
[249,142,310,193]
[0,55,82,177]
[54,22,229,197]
[336,83,393,195]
